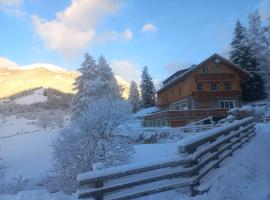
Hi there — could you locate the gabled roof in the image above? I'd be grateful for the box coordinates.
[158,53,249,93]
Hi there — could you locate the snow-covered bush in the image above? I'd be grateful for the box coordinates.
[48,98,132,192]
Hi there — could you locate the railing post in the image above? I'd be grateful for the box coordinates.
[94,180,104,200]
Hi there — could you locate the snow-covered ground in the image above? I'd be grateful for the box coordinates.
[0,129,59,179]
[14,88,47,105]
[0,116,39,138]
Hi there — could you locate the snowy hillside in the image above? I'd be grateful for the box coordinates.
[14,88,47,105]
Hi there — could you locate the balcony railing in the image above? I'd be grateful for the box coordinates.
[194,73,237,81]
[144,109,228,120]
[192,91,241,99]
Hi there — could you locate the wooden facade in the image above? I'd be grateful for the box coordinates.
[144,54,249,127]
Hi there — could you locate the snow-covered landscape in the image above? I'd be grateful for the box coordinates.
[1,0,270,200]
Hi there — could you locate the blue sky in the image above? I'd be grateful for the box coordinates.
[0,0,269,84]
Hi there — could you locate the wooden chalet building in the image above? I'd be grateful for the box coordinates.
[144,54,249,127]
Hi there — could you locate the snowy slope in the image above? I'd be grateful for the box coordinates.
[0,129,59,179]
[14,88,47,105]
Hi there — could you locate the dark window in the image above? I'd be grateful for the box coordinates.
[171,91,174,97]
[224,82,231,91]
[215,64,221,73]
[211,83,217,91]
[202,66,208,73]
[178,87,182,96]
[197,83,203,91]
[220,102,225,108]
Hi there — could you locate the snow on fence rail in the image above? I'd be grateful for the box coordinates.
[77,117,255,200]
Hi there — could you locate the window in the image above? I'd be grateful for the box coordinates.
[224,82,231,91]
[174,105,180,110]
[171,91,174,97]
[182,104,188,110]
[211,83,218,91]
[202,66,208,73]
[197,83,203,91]
[219,100,235,109]
[178,87,182,96]
[215,64,221,73]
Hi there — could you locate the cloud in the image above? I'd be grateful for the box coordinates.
[258,0,270,20]
[32,0,123,58]
[96,29,133,43]
[122,29,133,40]
[0,0,25,15]
[0,0,21,6]
[111,60,140,83]
[141,23,158,33]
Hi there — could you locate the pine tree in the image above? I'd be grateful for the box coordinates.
[230,20,265,102]
[248,10,270,97]
[71,53,96,122]
[140,66,156,108]
[71,54,121,122]
[128,81,141,112]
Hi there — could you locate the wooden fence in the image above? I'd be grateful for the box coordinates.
[77,117,255,200]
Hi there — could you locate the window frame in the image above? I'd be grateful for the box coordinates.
[197,83,203,91]
[211,83,218,91]
[219,100,235,109]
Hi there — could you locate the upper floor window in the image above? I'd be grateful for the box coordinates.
[197,83,203,91]
[202,66,208,73]
[224,82,231,91]
[215,64,221,73]
[178,87,182,96]
[171,91,174,97]
[211,83,218,91]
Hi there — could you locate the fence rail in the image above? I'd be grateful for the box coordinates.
[77,117,255,200]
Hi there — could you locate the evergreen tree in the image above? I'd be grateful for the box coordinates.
[248,10,270,97]
[140,66,156,108]
[128,81,141,112]
[71,53,96,122]
[230,20,265,102]
[71,54,121,122]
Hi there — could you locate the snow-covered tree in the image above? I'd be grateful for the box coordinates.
[71,54,121,122]
[0,156,6,194]
[50,54,132,192]
[128,81,141,112]
[37,112,50,129]
[140,66,156,108]
[247,10,270,97]
[49,98,132,192]
[71,53,97,122]
[230,20,265,101]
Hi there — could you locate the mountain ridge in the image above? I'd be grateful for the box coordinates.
[0,65,130,99]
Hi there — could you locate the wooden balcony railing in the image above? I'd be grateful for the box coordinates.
[144,109,228,120]
[194,73,237,81]
[192,91,241,100]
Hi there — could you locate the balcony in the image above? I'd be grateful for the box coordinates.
[194,73,237,81]
[192,91,241,100]
[144,109,228,120]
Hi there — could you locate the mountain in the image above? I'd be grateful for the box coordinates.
[0,64,130,99]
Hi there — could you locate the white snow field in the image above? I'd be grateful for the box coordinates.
[14,88,47,105]
[0,116,40,138]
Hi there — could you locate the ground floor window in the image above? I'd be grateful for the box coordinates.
[219,100,235,109]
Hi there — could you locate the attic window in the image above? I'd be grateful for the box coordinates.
[202,66,208,73]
